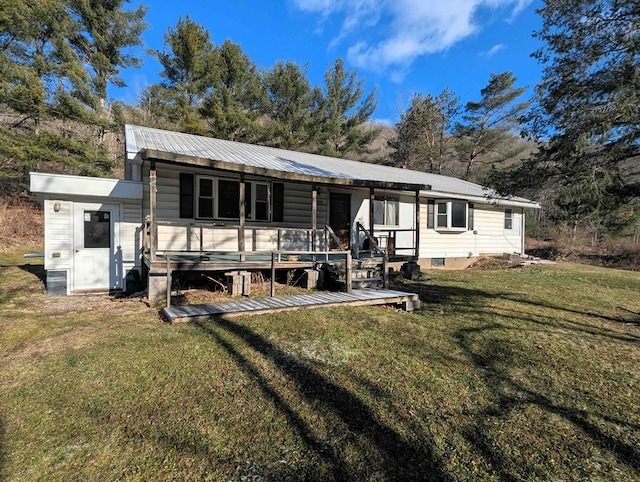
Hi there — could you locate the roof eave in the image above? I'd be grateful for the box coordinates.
[142,149,430,192]
[423,189,540,208]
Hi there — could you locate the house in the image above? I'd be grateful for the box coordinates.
[30,124,539,301]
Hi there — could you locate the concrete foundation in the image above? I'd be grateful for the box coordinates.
[148,272,167,302]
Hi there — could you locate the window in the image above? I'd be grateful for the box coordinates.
[434,201,468,230]
[254,183,269,221]
[197,177,214,218]
[179,173,194,218]
[373,196,399,225]
[504,208,513,230]
[192,175,274,221]
[218,179,240,218]
[84,211,110,248]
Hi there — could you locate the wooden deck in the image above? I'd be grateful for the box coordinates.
[161,289,420,323]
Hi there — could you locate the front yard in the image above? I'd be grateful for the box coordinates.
[1,250,639,480]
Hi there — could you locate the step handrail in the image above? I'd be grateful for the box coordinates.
[355,222,389,289]
[325,224,346,251]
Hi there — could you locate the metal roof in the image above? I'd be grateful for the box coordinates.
[125,124,538,207]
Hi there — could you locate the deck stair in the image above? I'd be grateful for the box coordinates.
[325,257,385,291]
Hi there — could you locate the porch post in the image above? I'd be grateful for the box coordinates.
[311,184,317,252]
[369,187,375,239]
[239,174,246,260]
[415,189,420,259]
[149,160,157,262]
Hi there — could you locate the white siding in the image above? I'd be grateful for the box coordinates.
[121,200,142,272]
[44,200,72,270]
[419,201,524,258]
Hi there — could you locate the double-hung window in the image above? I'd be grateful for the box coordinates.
[373,196,399,226]
[504,208,513,230]
[435,200,467,230]
[191,175,276,221]
[197,176,215,219]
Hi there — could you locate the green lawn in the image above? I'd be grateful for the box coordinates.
[1,252,639,481]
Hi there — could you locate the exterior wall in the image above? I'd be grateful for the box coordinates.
[418,200,524,265]
[352,191,416,255]
[143,162,330,253]
[139,161,527,263]
[43,199,72,272]
[41,196,142,293]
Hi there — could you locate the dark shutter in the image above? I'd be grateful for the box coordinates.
[427,199,435,229]
[468,203,474,230]
[179,173,194,219]
[272,182,284,222]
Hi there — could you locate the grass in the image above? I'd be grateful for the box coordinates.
[1,251,640,481]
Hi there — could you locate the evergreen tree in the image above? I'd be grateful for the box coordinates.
[66,0,148,114]
[150,16,216,134]
[315,58,378,157]
[454,71,528,180]
[259,61,314,149]
[390,89,458,173]
[201,40,263,141]
[495,0,640,240]
[0,0,85,131]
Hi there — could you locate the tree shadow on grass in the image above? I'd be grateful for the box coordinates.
[397,280,640,345]
[195,319,451,481]
[455,323,640,479]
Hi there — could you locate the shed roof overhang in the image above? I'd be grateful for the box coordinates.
[141,149,430,192]
[30,172,143,200]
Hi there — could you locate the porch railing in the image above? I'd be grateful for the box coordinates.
[144,218,335,260]
[353,222,417,259]
[163,249,352,307]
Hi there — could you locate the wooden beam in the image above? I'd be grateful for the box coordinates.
[166,255,172,308]
[149,162,157,262]
[311,184,317,252]
[369,187,375,241]
[239,174,246,261]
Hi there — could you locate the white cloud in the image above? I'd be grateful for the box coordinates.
[483,43,506,58]
[291,0,532,75]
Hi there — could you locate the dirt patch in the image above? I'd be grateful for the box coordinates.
[466,257,522,271]
[42,293,149,315]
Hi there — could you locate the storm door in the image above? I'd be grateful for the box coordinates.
[73,203,121,291]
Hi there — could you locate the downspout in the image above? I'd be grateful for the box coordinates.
[415,190,420,260]
[521,207,526,255]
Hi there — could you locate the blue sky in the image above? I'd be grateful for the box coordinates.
[117,0,544,125]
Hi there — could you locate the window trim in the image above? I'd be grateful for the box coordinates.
[196,175,215,219]
[434,200,468,231]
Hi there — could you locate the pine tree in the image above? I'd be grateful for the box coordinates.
[314,58,378,157]
[150,16,217,134]
[390,89,458,173]
[259,61,314,149]
[201,40,263,141]
[66,0,148,114]
[454,72,528,180]
[495,0,640,240]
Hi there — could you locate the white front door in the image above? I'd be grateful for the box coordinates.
[73,203,121,291]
